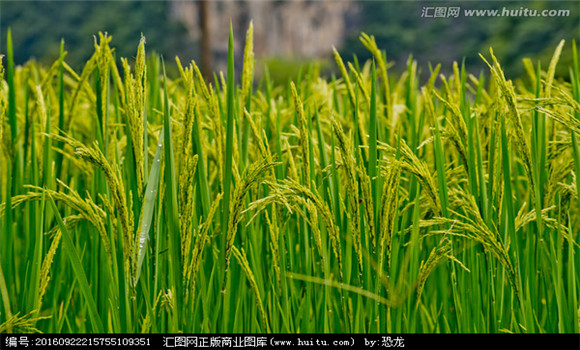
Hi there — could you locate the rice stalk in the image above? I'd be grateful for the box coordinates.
[447,189,520,302]
[224,155,277,286]
[331,117,362,274]
[232,245,270,332]
[515,206,573,239]
[378,159,401,277]
[241,21,254,109]
[284,137,300,181]
[360,33,392,128]
[415,237,468,304]
[94,32,112,130]
[247,178,343,279]
[209,85,225,192]
[180,154,199,271]
[222,23,236,232]
[432,90,468,167]
[3,183,111,257]
[0,57,4,150]
[177,89,197,221]
[192,60,210,101]
[333,48,366,148]
[481,49,535,197]
[121,54,145,197]
[358,166,375,251]
[537,107,580,136]
[349,63,370,107]
[544,40,565,98]
[244,109,269,160]
[381,139,442,216]
[265,210,282,288]
[1,30,576,334]
[38,229,62,308]
[333,47,356,108]
[66,54,97,130]
[34,85,48,135]
[140,291,163,333]
[291,82,311,187]
[0,312,48,333]
[186,193,222,300]
[287,272,400,307]
[48,195,104,332]
[51,133,134,278]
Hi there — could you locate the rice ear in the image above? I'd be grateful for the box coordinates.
[291,82,311,188]
[51,133,134,279]
[481,49,535,200]
[223,155,277,287]
[232,246,270,332]
[332,117,362,275]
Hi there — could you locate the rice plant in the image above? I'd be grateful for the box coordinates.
[0,25,578,334]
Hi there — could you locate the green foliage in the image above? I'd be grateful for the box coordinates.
[0,28,578,334]
[1,1,193,69]
[343,0,577,77]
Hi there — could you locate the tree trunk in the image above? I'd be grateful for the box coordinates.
[199,0,212,79]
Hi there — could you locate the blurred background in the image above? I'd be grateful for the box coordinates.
[1,0,577,82]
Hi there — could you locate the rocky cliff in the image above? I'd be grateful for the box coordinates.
[169,0,359,71]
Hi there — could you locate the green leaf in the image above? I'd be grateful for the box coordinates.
[48,196,104,333]
[134,127,164,284]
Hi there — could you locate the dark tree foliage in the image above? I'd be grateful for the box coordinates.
[342,1,577,78]
[1,1,195,69]
[0,0,576,78]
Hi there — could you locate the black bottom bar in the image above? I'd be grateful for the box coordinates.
[1,334,579,350]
